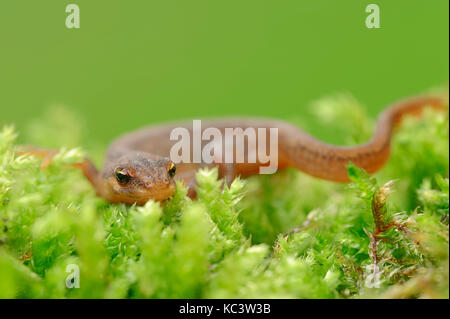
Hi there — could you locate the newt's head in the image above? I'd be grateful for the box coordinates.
[101,153,176,205]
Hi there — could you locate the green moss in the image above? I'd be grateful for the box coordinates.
[0,94,448,299]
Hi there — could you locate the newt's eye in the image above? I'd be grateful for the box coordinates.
[168,162,176,178]
[115,168,131,185]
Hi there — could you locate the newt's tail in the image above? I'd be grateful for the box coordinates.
[281,94,448,182]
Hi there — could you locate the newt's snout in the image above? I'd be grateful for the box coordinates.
[101,154,177,205]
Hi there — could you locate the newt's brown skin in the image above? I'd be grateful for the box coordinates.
[22,95,448,205]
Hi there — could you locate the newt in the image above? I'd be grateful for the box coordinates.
[21,94,448,205]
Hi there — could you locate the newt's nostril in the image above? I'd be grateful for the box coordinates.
[145,181,153,188]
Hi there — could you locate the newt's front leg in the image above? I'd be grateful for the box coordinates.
[17,145,100,193]
[17,145,59,170]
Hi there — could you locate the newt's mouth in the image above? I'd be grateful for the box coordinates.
[110,182,176,205]
[144,184,176,203]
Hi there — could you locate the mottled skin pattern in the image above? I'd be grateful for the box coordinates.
[99,153,176,204]
[21,94,448,205]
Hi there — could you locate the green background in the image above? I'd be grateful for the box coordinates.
[0,0,448,145]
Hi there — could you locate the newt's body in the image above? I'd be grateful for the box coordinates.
[22,95,448,205]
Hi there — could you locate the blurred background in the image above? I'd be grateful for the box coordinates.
[0,0,448,149]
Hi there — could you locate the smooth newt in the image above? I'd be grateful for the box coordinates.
[22,94,448,205]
